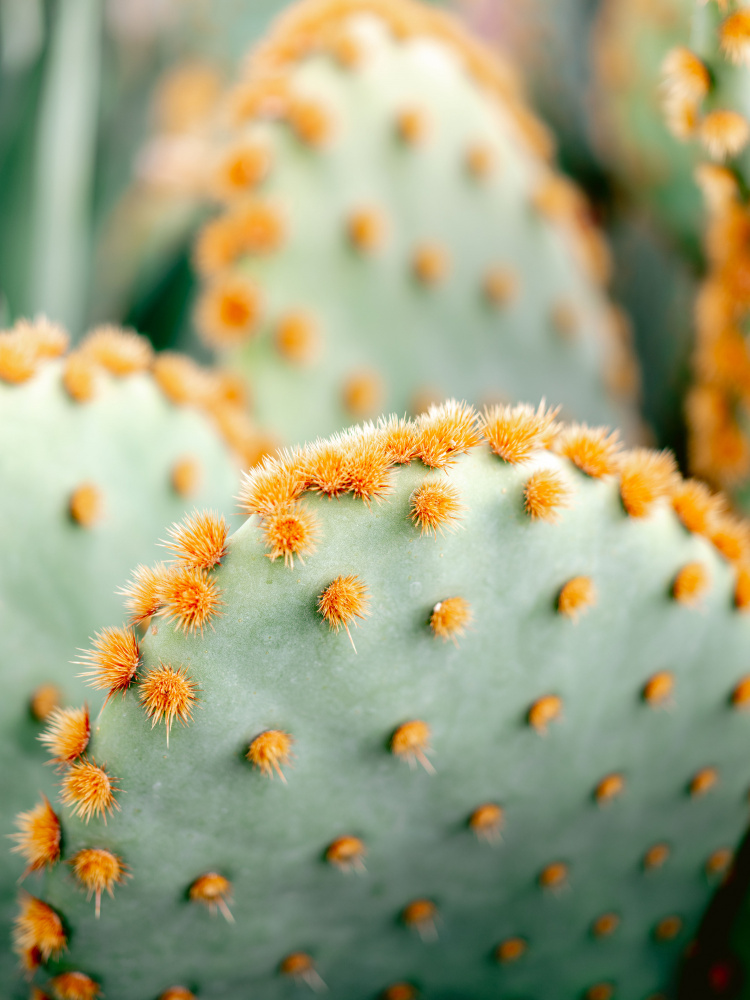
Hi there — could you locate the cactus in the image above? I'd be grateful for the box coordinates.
[186,0,640,446]
[591,0,703,257]
[14,399,750,998]
[0,319,270,995]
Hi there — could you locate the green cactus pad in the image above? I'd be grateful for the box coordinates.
[0,320,266,996]
[20,400,750,999]
[190,0,639,445]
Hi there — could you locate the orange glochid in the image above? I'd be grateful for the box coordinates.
[238,451,308,517]
[672,562,711,605]
[619,449,678,518]
[390,720,434,774]
[63,351,98,402]
[586,985,614,1000]
[654,915,683,941]
[495,937,527,964]
[118,564,170,625]
[192,215,244,276]
[410,479,464,536]
[643,843,670,871]
[304,439,350,498]
[342,428,394,504]
[212,139,272,200]
[13,893,66,962]
[417,400,482,469]
[643,671,674,706]
[558,576,596,620]
[60,758,119,823]
[348,206,388,254]
[280,951,326,990]
[396,107,430,145]
[690,767,719,797]
[592,913,620,938]
[699,110,750,161]
[171,456,202,497]
[139,663,198,746]
[11,796,61,875]
[379,415,419,464]
[326,835,366,872]
[247,730,294,781]
[70,848,128,918]
[287,96,335,146]
[159,565,222,634]
[466,141,495,178]
[0,329,40,383]
[483,266,519,306]
[163,509,228,570]
[262,503,320,567]
[671,478,725,535]
[524,468,572,523]
[528,695,562,734]
[710,514,750,564]
[595,773,625,804]
[342,370,385,419]
[430,596,472,643]
[159,989,196,1000]
[69,484,103,528]
[47,971,101,1000]
[481,401,560,463]
[706,847,734,878]
[274,312,320,365]
[80,326,153,376]
[469,803,504,843]
[412,244,450,286]
[189,873,234,922]
[30,684,61,722]
[194,273,263,349]
[555,424,622,478]
[732,676,750,708]
[539,861,569,891]
[720,11,750,66]
[38,706,90,765]
[402,899,438,939]
[317,574,370,650]
[77,627,140,702]
[735,564,750,610]
[381,984,418,1000]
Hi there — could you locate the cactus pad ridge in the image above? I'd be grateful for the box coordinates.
[19,400,750,997]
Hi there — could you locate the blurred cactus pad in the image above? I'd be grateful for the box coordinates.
[18,400,750,998]
[0,320,264,994]
[188,0,639,444]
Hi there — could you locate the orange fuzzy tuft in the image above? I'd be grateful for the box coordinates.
[661,46,710,101]
[305,439,350,498]
[402,899,438,939]
[80,326,153,376]
[551,301,579,339]
[139,663,198,746]
[586,985,614,1000]
[539,862,568,890]
[317,574,370,649]
[13,894,66,961]
[280,952,323,989]
[287,96,335,146]
[671,479,725,535]
[379,415,419,464]
[592,913,620,938]
[341,428,393,504]
[262,503,320,567]
[430,596,472,643]
[63,350,98,402]
[118,564,169,625]
[233,200,287,255]
[706,847,734,877]
[12,316,68,358]
[558,576,596,620]
[410,480,464,536]
[30,685,61,722]
[524,468,572,523]
[11,796,61,875]
[194,273,263,348]
[643,671,674,706]
[61,758,119,823]
[189,873,234,922]
[555,424,621,478]
[643,843,670,870]
[239,451,308,517]
[700,109,750,160]
[736,564,750,609]
[70,848,128,918]
[595,773,625,804]
[412,244,450,285]
[466,142,495,178]
[417,400,481,468]
[483,266,519,306]
[342,370,384,417]
[690,767,719,797]
[326,835,366,872]
[710,514,750,563]
[247,729,294,781]
[274,312,320,364]
[153,61,222,133]
[159,990,196,1000]
[381,985,418,1000]
[171,456,202,497]
[348,207,388,253]
[654,916,682,941]
[391,720,434,774]
[732,675,750,708]
[495,937,527,963]
[212,139,272,201]
[0,329,39,383]
[396,107,430,144]
[192,215,245,276]
[48,972,101,1000]
[720,11,750,65]
[469,803,504,843]
[481,401,559,463]
[528,695,562,733]
[163,510,228,570]
[152,353,211,406]
[69,483,103,528]
[673,562,711,605]
[38,706,90,765]
[159,565,222,635]
[619,449,678,517]
[77,627,140,702]
[532,174,582,219]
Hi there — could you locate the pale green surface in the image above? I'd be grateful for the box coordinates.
[36,444,750,998]
[0,361,240,995]
[209,15,638,444]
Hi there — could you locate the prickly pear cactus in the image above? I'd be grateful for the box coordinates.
[592,0,703,255]
[0,319,270,995]
[17,400,750,999]
[660,0,750,511]
[190,0,640,444]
